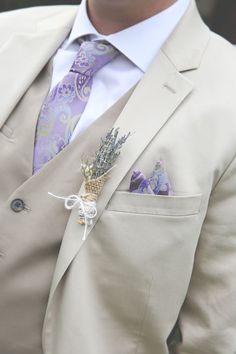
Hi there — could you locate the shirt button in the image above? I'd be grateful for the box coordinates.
[11,199,25,213]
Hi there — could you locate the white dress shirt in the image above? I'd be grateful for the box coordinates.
[51,0,191,141]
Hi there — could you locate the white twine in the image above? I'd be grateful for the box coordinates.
[48,192,97,241]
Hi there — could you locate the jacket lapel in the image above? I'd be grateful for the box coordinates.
[46,0,210,308]
[0,6,78,130]
[47,53,195,306]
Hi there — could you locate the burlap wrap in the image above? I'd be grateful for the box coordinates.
[77,174,108,225]
[84,174,108,201]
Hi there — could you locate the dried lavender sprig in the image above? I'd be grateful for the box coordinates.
[81,128,130,181]
[93,128,130,178]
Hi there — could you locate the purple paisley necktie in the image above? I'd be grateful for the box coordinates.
[33,40,118,174]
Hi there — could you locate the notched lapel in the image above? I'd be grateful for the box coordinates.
[162,0,210,72]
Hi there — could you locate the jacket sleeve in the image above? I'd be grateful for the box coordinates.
[177,154,236,354]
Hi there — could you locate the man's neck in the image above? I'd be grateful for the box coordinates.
[87,0,177,35]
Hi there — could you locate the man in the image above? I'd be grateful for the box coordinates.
[0,0,235,353]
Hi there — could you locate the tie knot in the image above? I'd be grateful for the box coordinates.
[70,40,118,76]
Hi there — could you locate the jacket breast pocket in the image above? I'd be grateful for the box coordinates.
[95,190,203,278]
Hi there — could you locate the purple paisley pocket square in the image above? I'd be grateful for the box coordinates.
[129,160,173,196]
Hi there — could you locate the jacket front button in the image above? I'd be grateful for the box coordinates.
[11,199,25,213]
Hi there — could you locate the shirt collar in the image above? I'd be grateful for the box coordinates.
[66,0,191,73]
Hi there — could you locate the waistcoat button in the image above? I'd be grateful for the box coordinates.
[11,199,25,213]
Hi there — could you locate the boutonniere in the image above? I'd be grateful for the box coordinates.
[49,128,130,240]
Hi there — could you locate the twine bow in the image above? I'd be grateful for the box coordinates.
[48,192,97,241]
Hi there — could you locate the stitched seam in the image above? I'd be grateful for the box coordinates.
[134,277,154,354]
[106,209,200,217]
[197,28,211,68]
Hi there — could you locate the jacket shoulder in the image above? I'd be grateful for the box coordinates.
[206,30,236,71]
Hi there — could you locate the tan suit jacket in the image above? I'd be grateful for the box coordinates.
[0,1,236,353]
